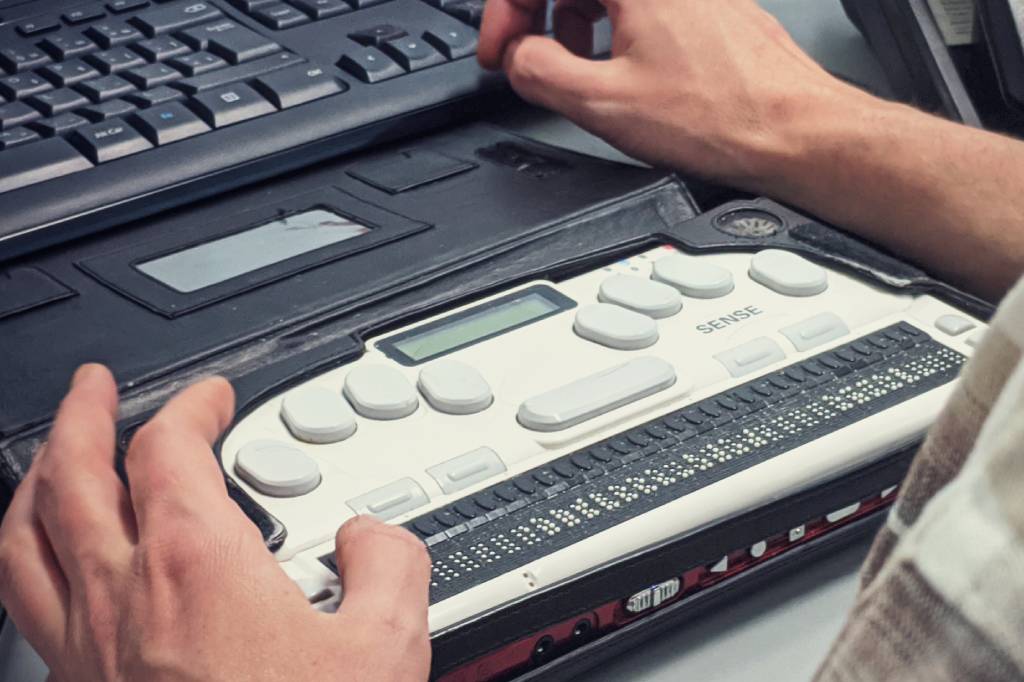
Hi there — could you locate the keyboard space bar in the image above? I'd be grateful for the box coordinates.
[0,138,94,195]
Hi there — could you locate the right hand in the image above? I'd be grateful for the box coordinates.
[478,0,865,189]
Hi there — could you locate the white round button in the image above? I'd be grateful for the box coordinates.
[418,360,493,415]
[280,385,357,444]
[935,314,975,337]
[598,274,682,319]
[651,254,735,298]
[749,249,828,297]
[234,439,321,498]
[574,303,659,350]
[344,365,419,420]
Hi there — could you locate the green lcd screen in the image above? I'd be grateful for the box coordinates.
[381,287,576,365]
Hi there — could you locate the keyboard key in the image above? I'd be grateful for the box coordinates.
[229,0,277,9]
[168,51,228,76]
[338,47,403,83]
[134,36,192,61]
[85,20,145,48]
[289,0,350,19]
[348,0,391,7]
[349,24,407,47]
[172,51,302,94]
[126,84,183,107]
[0,47,52,73]
[16,16,61,36]
[446,0,485,27]
[0,73,53,100]
[124,62,181,88]
[39,32,98,60]
[131,0,222,35]
[382,37,446,71]
[79,98,137,121]
[76,74,136,102]
[28,88,90,116]
[0,101,41,130]
[131,101,209,144]
[86,47,148,74]
[0,127,41,149]
[29,112,90,136]
[70,116,152,162]
[188,83,274,127]
[180,20,281,63]
[423,27,478,59]
[0,137,92,194]
[39,60,102,87]
[107,0,150,12]
[252,3,309,29]
[253,64,345,108]
[63,6,107,24]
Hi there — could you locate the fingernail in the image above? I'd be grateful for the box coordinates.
[71,363,102,387]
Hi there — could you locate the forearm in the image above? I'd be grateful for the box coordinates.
[754,84,1024,301]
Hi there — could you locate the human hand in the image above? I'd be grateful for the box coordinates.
[0,365,431,682]
[478,0,865,189]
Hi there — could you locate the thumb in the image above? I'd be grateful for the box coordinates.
[504,35,613,118]
[333,516,431,632]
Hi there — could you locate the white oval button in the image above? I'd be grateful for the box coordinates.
[518,356,678,432]
[344,365,419,420]
[235,440,321,498]
[651,254,734,299]
[574,303,659,350]
[281,385,357,444]
[418,360,493,415]
[749,250,828,297]
[598,274,682,318]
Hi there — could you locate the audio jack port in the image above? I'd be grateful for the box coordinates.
[572,619,594,641]
[531,635,556,665]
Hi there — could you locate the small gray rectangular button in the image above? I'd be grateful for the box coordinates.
[427,447,506,494]
[780,312,850,351]
[715,337,786,377]
[347,478,429,521]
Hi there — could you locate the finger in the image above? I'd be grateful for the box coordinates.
[0,462,69,663]
[333,517,430,635]
[553,0,605,57]
[34,365,135,582]
[478,0,549,69]
[503,34,615,117]
[125,376,237,535]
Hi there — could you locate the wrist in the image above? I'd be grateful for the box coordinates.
[732,76,893,198]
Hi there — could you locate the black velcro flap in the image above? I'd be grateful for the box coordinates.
[347,149,477,194]
[0,267,75,321]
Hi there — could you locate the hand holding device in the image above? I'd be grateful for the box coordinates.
[0,365,431,682]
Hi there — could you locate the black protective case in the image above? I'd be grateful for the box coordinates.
[0,122,993,680]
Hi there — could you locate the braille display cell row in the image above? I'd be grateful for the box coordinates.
[318,323,966,603]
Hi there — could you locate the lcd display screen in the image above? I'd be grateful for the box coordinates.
[137,209,371,293]
[390,291,564,363]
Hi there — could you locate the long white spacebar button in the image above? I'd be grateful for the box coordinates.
[518,357,678,432]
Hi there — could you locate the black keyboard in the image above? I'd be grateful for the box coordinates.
[0,0,506,258]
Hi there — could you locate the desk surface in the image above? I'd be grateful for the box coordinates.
[0,2,888,680]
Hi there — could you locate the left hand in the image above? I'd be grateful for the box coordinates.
[0,364,432,682]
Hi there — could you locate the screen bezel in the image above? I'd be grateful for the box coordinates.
[78,187,431,318]
[377,285,577,367]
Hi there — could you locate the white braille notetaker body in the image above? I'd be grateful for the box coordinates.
[221,245,985,632]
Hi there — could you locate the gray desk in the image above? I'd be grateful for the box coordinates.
[0,2,890,679]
